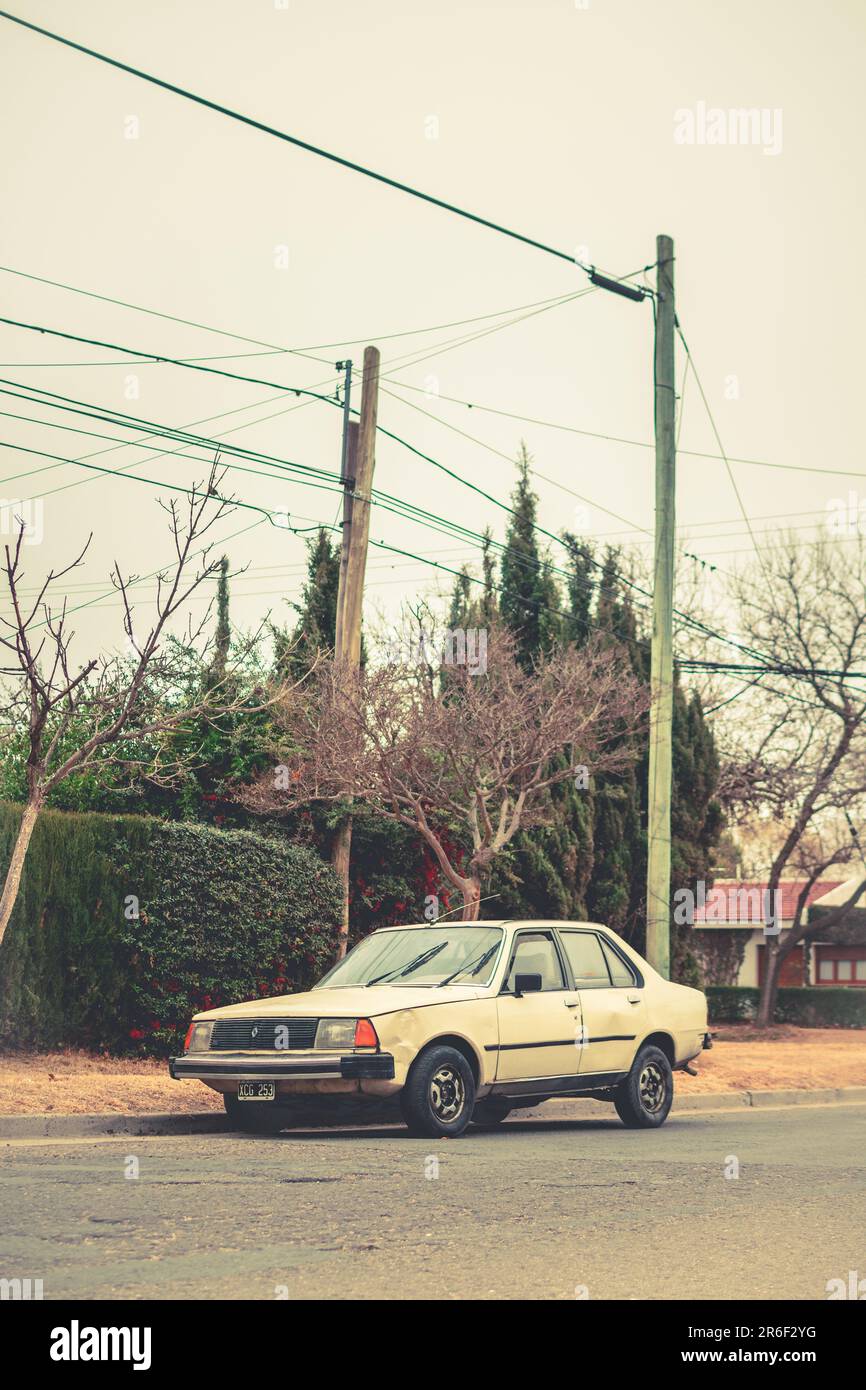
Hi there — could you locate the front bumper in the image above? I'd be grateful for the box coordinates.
[169,1052,395,1082]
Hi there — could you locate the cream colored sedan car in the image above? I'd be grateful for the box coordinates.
[170,920,710,1137]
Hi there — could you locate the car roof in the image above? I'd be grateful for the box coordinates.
[373,919,611,932]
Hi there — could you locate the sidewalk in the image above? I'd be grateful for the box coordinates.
[3,1085,866,1140]
[1,1025,863,1129]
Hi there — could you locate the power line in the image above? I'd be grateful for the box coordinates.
[0,282,594,501]
[0,315,343,409]
[0,380,339,484]
[0,386,593,587]
[12,551,476,599]
[9,422,854,713]
[0,330,652,607]
[7,381,840,558]
[0,439,348,525]
[680,659,866,680]
[0,420,615,627]
[379,377,721,574]
[0,263,586,359]
[380,376,866,480]
[0,430,766,684]
[1,416,660,652]
[0,373,778,670]
[0,8,639,279]
[674,319,777,602]
[0,311,807,677]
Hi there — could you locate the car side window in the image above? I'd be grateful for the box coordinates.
[504,932,565,992]
[599,937,638,988]
[560,932,612,988]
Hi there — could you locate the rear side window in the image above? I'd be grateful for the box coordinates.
[560,932,610,988]
[599,937,637,987]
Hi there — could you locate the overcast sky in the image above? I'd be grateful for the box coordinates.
[1,0,864,658]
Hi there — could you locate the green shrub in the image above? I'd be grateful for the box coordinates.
[707,985,866,1028]
[0,802,341,1055]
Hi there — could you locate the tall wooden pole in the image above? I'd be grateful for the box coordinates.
[331,346,379,955]
[646,234,675,979]
[334,359,353,655]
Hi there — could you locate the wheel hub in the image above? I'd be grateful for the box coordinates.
[638,1062,666,1113]
[430,1065,465,1122]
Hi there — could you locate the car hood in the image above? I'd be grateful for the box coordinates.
[194,983,489,1021]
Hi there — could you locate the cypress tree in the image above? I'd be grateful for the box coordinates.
[561,532,595,649]
[584,550,646,939]
[491,448,589,916]
[205,555,231,690]
[580,549,721,979]
[499,444,560,668]
[275,528,341,680]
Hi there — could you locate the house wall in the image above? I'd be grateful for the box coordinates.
[692,925,795,987]
[739,931,762,987]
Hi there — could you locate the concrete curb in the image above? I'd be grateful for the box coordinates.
[1,1086,865,1139]
[546,1085,866,1119]
[0,1110,230,1139]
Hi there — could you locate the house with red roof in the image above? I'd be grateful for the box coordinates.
[691,876,866,988]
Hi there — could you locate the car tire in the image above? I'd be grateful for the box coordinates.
[613,1045,673,1129]
[223,1094,287,1135]
[399,1045,476,1138]
[471,1098,513,1128]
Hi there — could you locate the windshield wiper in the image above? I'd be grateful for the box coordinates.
[366,942,447,986]
[437,943,499,987]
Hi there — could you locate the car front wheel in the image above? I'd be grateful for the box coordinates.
[399,1045,476,1138]
[614,1045,673,1129]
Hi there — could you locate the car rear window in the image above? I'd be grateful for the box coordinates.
[560,932,611,988]
[599,937,637,987]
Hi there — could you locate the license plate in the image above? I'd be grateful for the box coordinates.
[237,1081,276,1101]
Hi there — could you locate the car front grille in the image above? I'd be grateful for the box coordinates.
[210,1018,318,1051]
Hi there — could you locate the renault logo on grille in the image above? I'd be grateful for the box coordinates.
[251,1026,259,1039]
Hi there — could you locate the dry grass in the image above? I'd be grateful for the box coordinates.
[0,1049,222,1116]
[684,1025,866,1094]
[0,1026,863,1116]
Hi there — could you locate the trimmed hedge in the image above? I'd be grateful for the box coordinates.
[707,985,866,1028]
[0,802,342,1055]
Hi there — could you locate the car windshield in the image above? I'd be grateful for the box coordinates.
[315,926,505,989]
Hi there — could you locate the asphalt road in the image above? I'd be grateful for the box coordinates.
[2,1103,864,1300]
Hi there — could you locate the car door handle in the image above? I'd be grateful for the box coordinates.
[564,999,580,1009]
[626,993,641,1004]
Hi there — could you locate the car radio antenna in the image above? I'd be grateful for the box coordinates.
[427,894,502,924]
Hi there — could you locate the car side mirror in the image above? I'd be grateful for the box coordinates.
[514,973,542,997]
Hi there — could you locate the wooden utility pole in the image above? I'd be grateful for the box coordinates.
[331,345,380,954]
[334,359,353,653]
[646,234,676,979]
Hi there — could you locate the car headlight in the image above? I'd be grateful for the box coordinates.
[315,1018,358,1050]
[184,1021,214,1053]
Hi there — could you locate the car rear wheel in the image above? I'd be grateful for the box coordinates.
[613,1045,673,1129]
[471,1098,513,1128]
[399,1045,476,1138]
[223,1094,288,1135]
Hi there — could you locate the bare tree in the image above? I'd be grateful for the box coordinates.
[716,532,866,1024]
[242,624,648,921]
[0,468,290,948]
